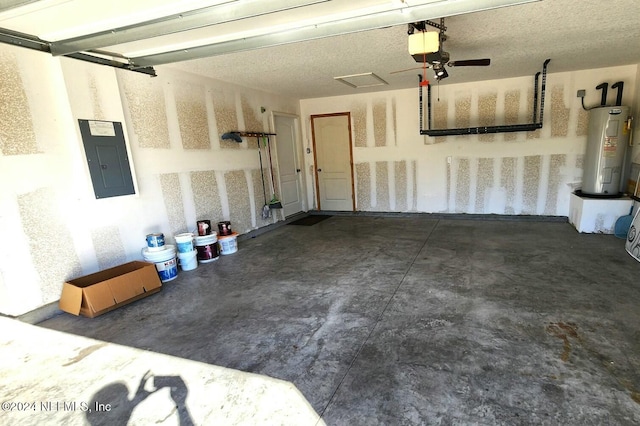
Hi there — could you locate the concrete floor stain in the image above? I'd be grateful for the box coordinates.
[63,343,108,366]
[546,322,578,362]
[547,322,640,405]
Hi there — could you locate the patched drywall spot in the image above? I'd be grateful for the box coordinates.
[0,49,38,155]
[352,103,367,147]
[241,95,263,133]
[545,154,566,215]
[455,158,470,212]
[504,90,520,142]
[121,72,170,149]
[252,168,270,227]
[190,170,223,223]
[18,187,82,303]
[160,173,187,235]
[355,163,370,210]
[446,160,452,211]
[395,161,407,211]
[213,93,239,149]
[224,170,252,233]
[392,98,398,146]
[526,88,541,139]
[373,99,386,147]
[551,86,570,137]
[455,96,471,139]
[523,156,541,213]
[92,226,126,270]
[476,158,493,213]
[88,74,105,120]
[411,160,418,211]
[576,109,589,136]
[478,94,497,142]
[176,82,210,149]
[431,99,448,145]
[376,161,389,211]
[501,157,517,214]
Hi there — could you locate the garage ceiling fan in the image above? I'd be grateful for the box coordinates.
[392,18,491,82]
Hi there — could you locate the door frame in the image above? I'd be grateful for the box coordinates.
[310,112,355,211]
[270,111,306,215]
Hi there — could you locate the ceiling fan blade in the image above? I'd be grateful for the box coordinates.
[448,58,491,67]
[390,66,429,75]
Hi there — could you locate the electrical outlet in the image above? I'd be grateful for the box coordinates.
[577,89,586,98]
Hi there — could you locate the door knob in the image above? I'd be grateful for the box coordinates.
[296,168,301,172]
[317,168,322,172]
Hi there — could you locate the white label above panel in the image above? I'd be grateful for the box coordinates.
[88,120,116,137]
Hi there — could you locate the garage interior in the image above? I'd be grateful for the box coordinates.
[1,1,640,425]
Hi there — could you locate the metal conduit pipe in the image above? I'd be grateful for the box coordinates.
[420,59,550,136]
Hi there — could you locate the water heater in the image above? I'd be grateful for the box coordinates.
[581,106,631,195]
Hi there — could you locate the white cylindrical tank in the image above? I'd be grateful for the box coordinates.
[582,106,631,195]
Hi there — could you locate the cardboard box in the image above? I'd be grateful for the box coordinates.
[59,261,162,318]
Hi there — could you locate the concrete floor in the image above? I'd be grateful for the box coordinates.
[36,215,640,424]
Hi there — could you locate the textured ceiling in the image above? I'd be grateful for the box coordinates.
[1,0,639,99]
[164,0,640,99]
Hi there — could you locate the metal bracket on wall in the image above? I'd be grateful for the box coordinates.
[223,131,277,138]
[0,27,156,76]
[220,131,277,143]
[220,131,278,146]
[420,58,551,136]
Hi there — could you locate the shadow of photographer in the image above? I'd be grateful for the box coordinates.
[86,370,193,426]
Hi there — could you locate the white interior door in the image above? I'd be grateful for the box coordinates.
[274,114,304,217]
[312,113,354,211]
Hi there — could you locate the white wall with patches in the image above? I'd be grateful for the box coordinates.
[300,65,639,216]
[632,65,640,163]
[0,43,299,317]
[1,39,637,318]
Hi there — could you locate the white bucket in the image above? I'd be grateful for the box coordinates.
[218,233,238,255]
[175,233,195,253]
[194,233,217,245]
[177,249,198,271]
[142,245,178,282]
[195,233,219,263]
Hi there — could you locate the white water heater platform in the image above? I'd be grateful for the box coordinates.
[569,192,633,233]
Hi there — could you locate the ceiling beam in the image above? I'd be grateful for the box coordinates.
[49,0,331,56]
[130,0,540,67]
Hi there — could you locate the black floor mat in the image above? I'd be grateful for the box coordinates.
[288,215,332,226]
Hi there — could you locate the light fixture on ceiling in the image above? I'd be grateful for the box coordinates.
[334,72,388,89]
[433,63,448,80]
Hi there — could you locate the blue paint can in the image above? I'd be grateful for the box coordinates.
[146,233,165,251]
